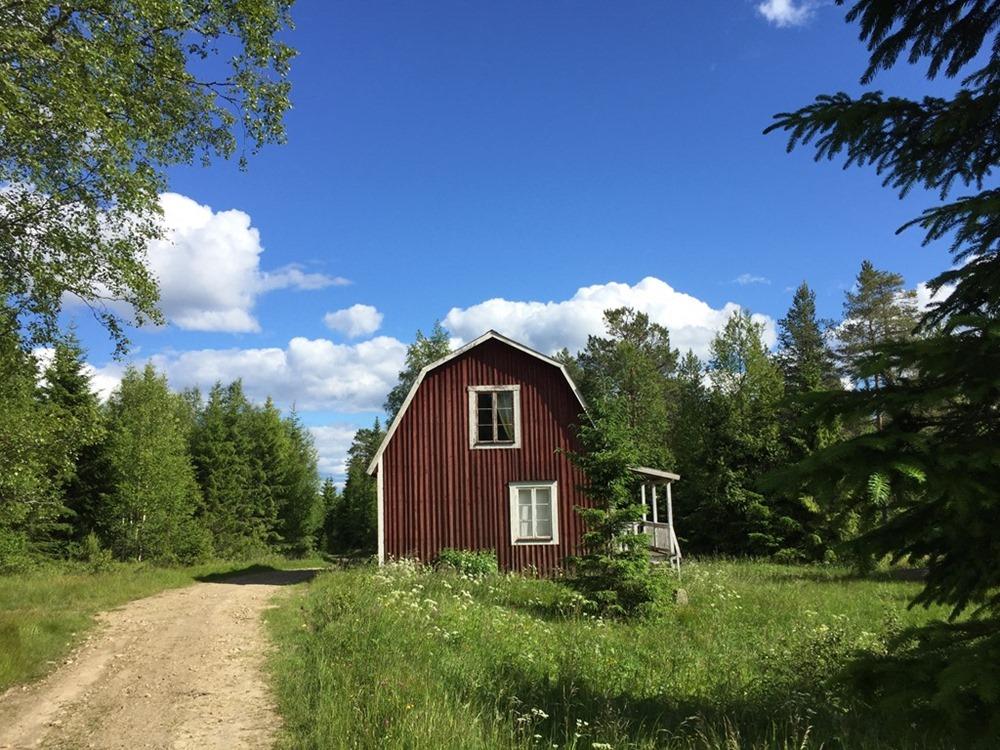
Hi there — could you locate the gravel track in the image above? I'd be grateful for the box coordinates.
[0,568,315,750]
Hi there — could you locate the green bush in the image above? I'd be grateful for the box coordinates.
[0,530,34,574]
[78,532,115,573]
[772,547,803,564]
[169,521,214,566]
[436,548,498,577]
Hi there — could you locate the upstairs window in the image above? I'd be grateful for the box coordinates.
[509,481,559,545]
[468,386,521,449]
[477,390,514,443]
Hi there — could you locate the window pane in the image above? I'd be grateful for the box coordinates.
[477,405,494,440]
[496,392,514,442]
[536,487,551,538]
[496,410,513,441]
[477,392,493,410]
[518,495,533,539]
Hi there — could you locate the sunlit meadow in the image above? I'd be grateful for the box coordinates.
[268,559,951,749]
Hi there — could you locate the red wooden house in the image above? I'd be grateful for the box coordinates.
[367,330,681,573]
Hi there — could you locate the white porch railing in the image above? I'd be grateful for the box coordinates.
[632,467,682,571]
[639,521,682,569]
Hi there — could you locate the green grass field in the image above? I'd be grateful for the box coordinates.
[268,560,951,750]
[0,555,326,692]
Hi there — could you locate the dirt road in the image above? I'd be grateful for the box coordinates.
[0,568,316,750]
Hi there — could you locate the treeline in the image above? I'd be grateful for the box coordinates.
[1,255,923,571]
[556,259,921,564]
[0,312,328,572]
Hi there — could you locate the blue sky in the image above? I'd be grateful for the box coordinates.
[66,0,958,478]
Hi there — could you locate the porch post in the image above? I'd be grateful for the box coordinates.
[666,481,675,553]
[651,484,659,524]
[641,483,647,522]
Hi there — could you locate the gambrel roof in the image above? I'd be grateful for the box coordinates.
[366,330,587,475]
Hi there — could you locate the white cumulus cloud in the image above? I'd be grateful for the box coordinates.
[442,276,776,359]
[756,0,816,27]
[309,423,361,481]
[146,193,346,332]
[144,335,407,412]
[323,304,384,338]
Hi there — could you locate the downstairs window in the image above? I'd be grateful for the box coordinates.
[509,481,559,545]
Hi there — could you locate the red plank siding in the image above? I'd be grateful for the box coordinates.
[381,338,589,573]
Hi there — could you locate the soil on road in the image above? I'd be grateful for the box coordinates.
[0,568,316,750]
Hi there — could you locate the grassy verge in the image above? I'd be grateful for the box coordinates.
[0,555,327,692]
[268,560,950,749]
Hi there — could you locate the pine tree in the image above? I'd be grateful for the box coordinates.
[766,2,1000,734]
[383,323,451,425]
[190,382,263,556]
[778,283,839,395]
[276,411,322,556]
[671,351,708,457]
[38,331,107,545]
[338,420,385,553]
[773,285,848,558]
[838,261,920,415]
[100,365,206,562]
[697,311,790,555]
[567,399,656,618]
[0,307,72,570]
[668,351,711,545]
[777,283,843,454]
[317,478,340,553]
[246,396,289,547]
[576,308,678,468]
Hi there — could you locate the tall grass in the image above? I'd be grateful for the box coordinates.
[268,560,951,749]
[0,555,325,691]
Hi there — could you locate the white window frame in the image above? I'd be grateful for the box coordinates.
[509,481,559,546]
[468,385,522,450]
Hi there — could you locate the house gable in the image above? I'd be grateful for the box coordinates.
[367,330,586,475]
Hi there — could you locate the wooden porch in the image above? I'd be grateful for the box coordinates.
[630,466,682,570]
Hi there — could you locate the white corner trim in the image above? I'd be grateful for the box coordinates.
[376,455,385,564]
[467,385,521,450]
[508,480,559,546]
[366,330,588,475]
